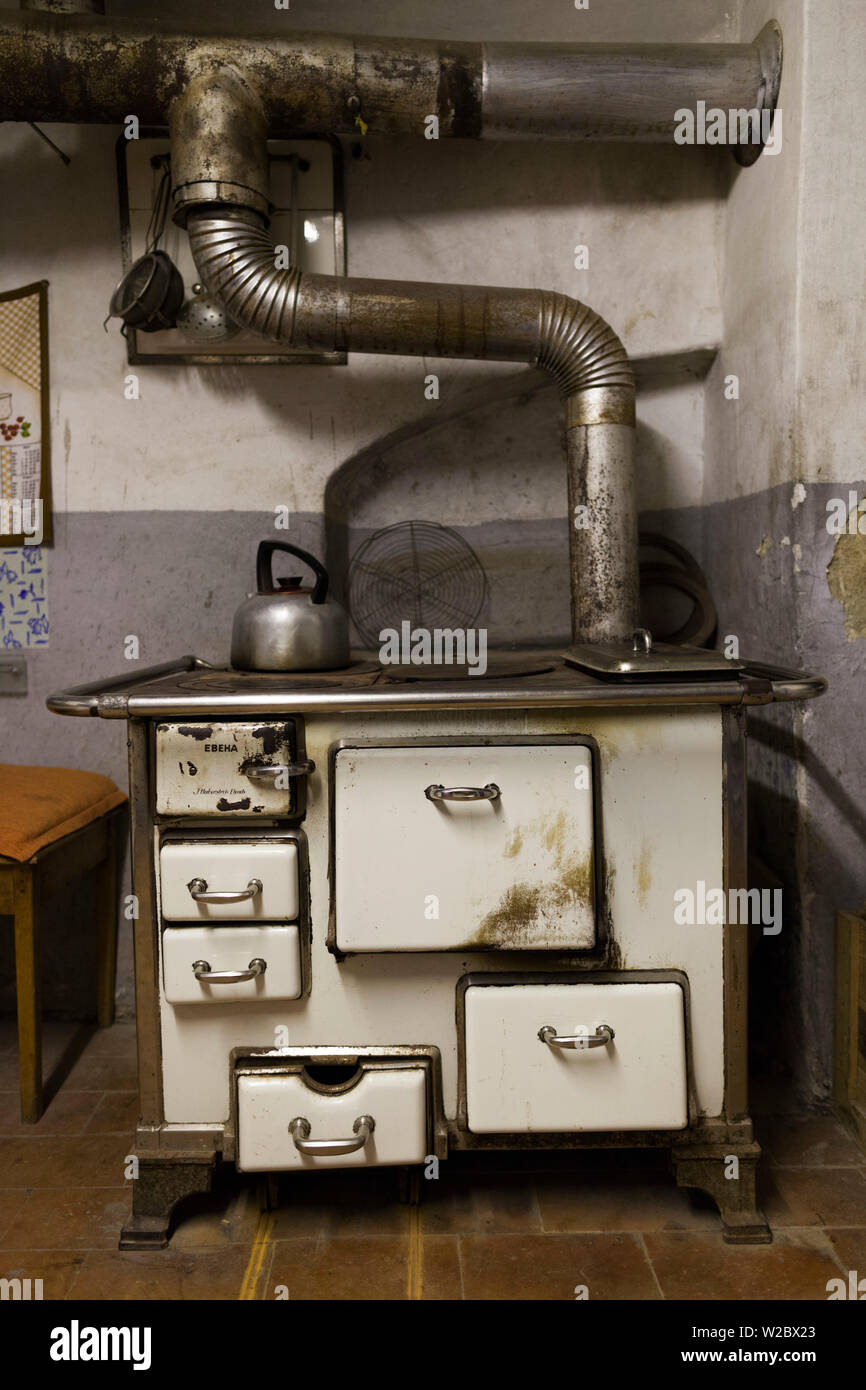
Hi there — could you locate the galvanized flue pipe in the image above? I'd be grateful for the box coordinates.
[0,9,780,639]
[0,9,781,155]
[173,71,637,643]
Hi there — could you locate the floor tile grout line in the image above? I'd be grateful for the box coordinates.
[62,1252,88,1301]
[530,1179,546,1233]
[407,1202,423,1301]
[456,1233,465,1301]
[258,1238,277,1301]
[636,1232,666,1300]
[802,1227,853,1280]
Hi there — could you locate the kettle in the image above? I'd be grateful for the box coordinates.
[231,541,351,672]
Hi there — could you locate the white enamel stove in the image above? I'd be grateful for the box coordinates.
[48,650,825,1247]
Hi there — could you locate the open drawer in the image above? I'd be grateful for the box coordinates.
[462,977,688,1134]
[236,1056,430,1171]
[333,742,597,951]
[162,924,302,1004]
[160,840,299,922]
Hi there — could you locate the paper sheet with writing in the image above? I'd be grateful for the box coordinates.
[0,285,46,545]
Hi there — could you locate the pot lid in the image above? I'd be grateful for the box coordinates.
[564,628,745,680]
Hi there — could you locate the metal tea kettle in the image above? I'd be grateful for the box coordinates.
[231,541,351,672]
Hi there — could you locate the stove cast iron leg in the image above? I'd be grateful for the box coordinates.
[119,1152,218,1250]
[672,1142,771,1244]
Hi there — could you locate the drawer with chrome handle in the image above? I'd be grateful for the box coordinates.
[464,979,688,1134]
[289,1114,374,1156]
[154,719,312,817]
[160,841,298,921]
[162,925,301,1003]
[236,1061,429,1171]
[334,743,596,952]
[537,1023,615,1049]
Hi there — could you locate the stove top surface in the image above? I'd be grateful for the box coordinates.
[48,648,826,719]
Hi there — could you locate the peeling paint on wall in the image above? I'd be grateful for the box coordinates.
[827,530,866,639]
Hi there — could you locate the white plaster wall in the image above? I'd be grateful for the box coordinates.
[707,0,866,502]
[704,0,804,505]
[5,129,723,518]
[796,0,866,485]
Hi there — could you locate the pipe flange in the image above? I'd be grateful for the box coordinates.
[733,19,783,167]
[172,181,271,227]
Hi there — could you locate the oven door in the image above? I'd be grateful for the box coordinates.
[333,742,597,951]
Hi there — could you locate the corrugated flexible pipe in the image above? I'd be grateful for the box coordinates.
[186,207,637,644]
[172,67,637,643]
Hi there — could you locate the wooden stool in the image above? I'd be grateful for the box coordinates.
[0,765,127,1122]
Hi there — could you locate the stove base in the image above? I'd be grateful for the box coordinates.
[118,1151,218,1251]
[672,1141,771,1244]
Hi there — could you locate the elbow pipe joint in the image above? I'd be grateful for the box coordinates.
[174,71,638,643]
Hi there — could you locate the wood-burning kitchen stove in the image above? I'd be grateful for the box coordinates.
[49,645,824,1248]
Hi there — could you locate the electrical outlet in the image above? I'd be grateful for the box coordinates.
[0,655,28,694]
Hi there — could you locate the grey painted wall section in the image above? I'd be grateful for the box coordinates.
[645,479,866,1105]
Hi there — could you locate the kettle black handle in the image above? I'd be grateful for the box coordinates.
[256,541,329,604]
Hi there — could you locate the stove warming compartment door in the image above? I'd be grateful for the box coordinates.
[333,743,596,951]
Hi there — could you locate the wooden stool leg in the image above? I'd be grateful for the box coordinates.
[95,815,118,1028]
[13,865,42,1123]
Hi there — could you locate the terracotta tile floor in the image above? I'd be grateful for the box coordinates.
[1,1018,864,1301]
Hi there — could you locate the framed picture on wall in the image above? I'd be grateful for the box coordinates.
[0,279,52,548]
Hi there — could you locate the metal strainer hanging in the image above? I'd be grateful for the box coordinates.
[106,160,185,334]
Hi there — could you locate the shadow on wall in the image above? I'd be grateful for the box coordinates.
[323,354,712,646]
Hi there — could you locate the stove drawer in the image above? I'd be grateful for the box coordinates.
[160,841,299,921]
[155,720,307,817]
[334,743,596,951]
[236,1060,429,1172]
[162,924,302,1003]
[464,980,688,1133]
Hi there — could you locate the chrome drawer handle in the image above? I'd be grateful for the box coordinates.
[425,782,500,802]
[186,877,263,904]
[192,957,266,983]
[245,760,315,781]
[538,1023,615,1050]
[289,1114,375,1156]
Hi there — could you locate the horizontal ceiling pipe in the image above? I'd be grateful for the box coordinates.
[0,10,781,157]
[176,70,637,644]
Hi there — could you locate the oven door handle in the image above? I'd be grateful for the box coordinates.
[425,782,500,802]
[289,1115,375,1156]
[192,958,266,984]
[186,877,263,904]
[538,1024,615,1049]
[245,760,316,781]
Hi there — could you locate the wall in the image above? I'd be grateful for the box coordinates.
[695,0,866,1103]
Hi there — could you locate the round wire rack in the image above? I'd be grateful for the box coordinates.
[347,521,489,649]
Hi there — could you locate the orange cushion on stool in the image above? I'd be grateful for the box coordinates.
[0,764,127,862]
